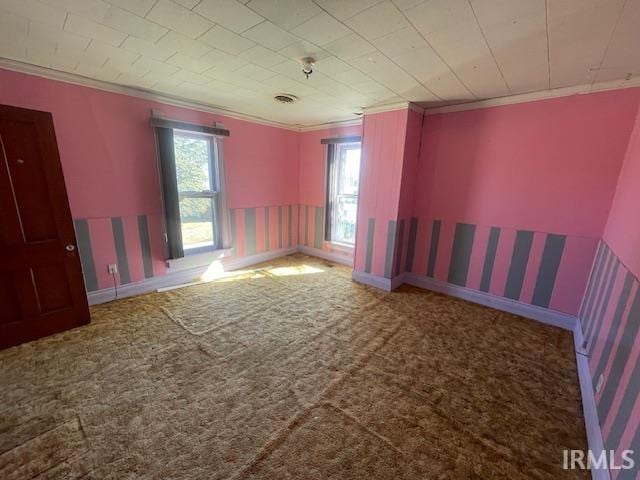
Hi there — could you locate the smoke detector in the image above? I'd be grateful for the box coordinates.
[274,93,298,104]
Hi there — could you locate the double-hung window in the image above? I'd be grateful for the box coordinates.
[325,142,361,246]
[173,131,221,254]
[153,117,229,259]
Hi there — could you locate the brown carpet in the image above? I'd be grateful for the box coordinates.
[0,254,588,479]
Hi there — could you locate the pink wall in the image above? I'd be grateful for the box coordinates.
[298,124,361,207]
[3,65,639,314]
[0,68,299,284]
[354,109,410,276]
[298,124,362,263]
[415,89,640,238]
[408,88,640,314]
[603,103,640,279]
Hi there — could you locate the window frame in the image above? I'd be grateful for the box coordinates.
[325,141,361,247]
[173,129,222,255]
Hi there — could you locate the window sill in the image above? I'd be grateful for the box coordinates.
[166,248,232,272]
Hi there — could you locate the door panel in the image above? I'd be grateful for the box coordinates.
[1,119,59,242]
[0,104,90,349]
[32,265,73,313]
[0,273,21,324]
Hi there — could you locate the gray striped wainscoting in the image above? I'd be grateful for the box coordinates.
[581,243,640,477]
[74,215,154,292]
[367,217,574,309]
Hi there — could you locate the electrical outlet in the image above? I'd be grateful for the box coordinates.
[107,264,118,275]
[596,374,605,393]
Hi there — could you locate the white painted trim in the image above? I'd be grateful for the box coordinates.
[4,58,638,129]
[403,273,577,331]
[223,247,298,270]
[298,118,363,132]
[362,101,411,115]
[574,321,611,480]
[87,265,208,305]
[351,270,406,291]
[0,59,301,131]
[408,102,426,115]
[361,101,424,116]
[424,78,640,116]
[165,248,232,271]
[0,59,363,132]
[88,247,297,305]
[298,245,353,266]
[391,272,407,290]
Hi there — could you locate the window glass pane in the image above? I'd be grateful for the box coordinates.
[174,134,211,192]
[179,197,214,250]
[337,146,360,195]
[327,143,361,246]
[333,195,358,244]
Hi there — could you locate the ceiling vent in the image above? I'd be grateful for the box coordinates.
[274,93,298,104]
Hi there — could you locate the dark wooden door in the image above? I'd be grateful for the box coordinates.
[0,104,90,349]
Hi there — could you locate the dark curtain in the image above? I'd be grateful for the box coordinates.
[155,127,184,259]
[324,143,336,241]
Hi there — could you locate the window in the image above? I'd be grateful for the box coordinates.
[173,131,221,254]
[325,142,361,246]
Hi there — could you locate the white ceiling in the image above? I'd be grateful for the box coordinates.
[0,0,639,127]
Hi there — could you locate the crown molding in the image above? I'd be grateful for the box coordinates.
[424,77,640,115]
[298,117,363,132]
[361,101,411,115]
[0,58,311,132]
[360,101,424,116]
[3,57,638,130]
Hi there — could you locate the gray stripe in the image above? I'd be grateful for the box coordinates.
[480,227,500,292]
[504,230,534,300]
[384,220,397,279]
[137,215,153,279]
[244,208,256,255]
[314,206,323,249]
[365,218,375,274]
[606,346,640,453]
[583,245,611,331]
[74,219,98,292]
[586,251,616,339]
[531,234,566,308]
[111,217,131,285]
[592,272,635,390]
[298,204,301,245]
[229,209,236,247]
[288,205,292,247]
[580,243,605,318]
[426,220,441,278]
[278,206,283,249]
[587,260,620,350]
[305,205,310,246]
[597,289,640,423]
[447,223,476,286]
[405,217,418,273]
[264,207,270,251]
[394,219,405,277]
[617,427,640,480]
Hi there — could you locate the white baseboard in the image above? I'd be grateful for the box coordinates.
[298,245,353,266]
[351,270,405,291]
[222,246,298,271]
[87,264,208,305]
[88,247,298,305]
[403,273,577,331]
[574,322,611,480]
